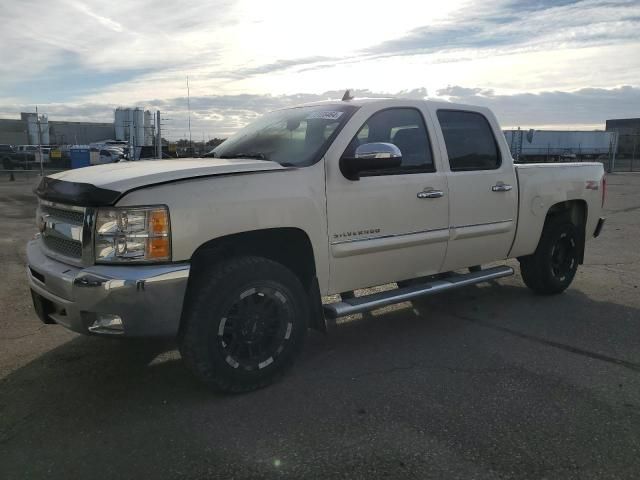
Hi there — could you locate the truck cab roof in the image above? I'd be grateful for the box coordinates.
[291,97,491,115]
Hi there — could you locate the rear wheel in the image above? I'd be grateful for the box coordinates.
[179,256,309,392]
[519,219,581,295]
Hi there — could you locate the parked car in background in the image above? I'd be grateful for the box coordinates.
[16,145,38,154]
[27,98,606,392]
[98,148,124,164]
[16,145,51,163]
[0,144,36,169]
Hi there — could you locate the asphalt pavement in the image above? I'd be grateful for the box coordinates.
[1,173,639,479]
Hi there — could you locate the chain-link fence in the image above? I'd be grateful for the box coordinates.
[607,133,640,172]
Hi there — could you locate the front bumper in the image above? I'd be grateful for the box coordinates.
[26,240,190,336]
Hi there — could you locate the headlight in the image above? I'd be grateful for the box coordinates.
[95,206,171,263]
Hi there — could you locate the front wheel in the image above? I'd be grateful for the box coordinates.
[519,220,581,295]
[179,256,309,393]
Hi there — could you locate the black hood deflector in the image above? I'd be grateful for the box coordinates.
[34,177,121,207]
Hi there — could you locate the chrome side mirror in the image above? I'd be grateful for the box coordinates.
[355,142,402,160]
[341,142,402,180]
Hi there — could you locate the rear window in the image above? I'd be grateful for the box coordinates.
[437,110,500,171]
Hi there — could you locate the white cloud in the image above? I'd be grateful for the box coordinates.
[0,0,638,137]
[67,1,124,33]
[436,85,640,129]
[1,86,636,140]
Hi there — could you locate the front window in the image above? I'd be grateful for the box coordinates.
[342,108,435,175]
[212,104,358,167]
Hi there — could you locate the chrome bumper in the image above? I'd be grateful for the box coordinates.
[26,240,190,337]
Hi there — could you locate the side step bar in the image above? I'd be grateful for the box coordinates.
[323,266,514,319]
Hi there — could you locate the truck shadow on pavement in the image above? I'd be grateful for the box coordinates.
[2,281,640,478]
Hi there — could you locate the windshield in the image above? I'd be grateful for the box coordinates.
[212,104,358,166]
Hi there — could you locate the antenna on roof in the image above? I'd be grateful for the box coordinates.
[342,89,354,101]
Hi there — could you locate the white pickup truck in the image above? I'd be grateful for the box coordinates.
[27,97,606,392]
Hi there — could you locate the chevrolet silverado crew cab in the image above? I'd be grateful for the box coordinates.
[27,98,606,392]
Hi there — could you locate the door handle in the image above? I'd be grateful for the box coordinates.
[417,189,444,199]
[492,183,513,192]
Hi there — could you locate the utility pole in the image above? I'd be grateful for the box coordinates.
[128,110,134,160]
[187,76,192,153]
[36,106,44,176]
[156,110,162,159]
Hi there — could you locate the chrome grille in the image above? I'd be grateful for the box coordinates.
[43,234,83,258]
[41,205,84,225]
[38,201,88,263]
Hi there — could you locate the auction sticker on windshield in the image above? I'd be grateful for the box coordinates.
[306,111,344,120]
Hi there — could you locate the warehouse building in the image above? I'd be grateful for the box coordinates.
[0,118,28,145]
[0,112,115,146]
[49,120,115,145]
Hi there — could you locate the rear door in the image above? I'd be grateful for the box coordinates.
[431,108,517,270]
[325,103,449,294]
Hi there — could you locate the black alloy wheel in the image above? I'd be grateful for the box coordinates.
[519,219,581,295]
[550,232,577,282]
[216,286,294,372]
[180,256,309,392]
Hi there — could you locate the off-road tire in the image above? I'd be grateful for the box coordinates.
[179,256,309,393]
[519,220,581,295]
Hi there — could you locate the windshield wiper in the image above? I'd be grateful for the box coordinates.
[218,152,269,160]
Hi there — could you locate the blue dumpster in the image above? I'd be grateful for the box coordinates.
[70,148,90,169]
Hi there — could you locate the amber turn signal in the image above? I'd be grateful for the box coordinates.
[149,209,170,235]
[147,237,170,259]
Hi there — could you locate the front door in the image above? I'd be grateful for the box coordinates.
[325,105,450,295]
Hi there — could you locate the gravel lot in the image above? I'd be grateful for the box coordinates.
[1,172,639,479]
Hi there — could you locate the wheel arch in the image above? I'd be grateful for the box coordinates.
[180,227,325,335]
[543,199,588,264]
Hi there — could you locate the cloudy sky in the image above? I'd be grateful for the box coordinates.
[1,0,639,139]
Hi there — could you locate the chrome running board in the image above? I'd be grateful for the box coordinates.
[323,266,514,319]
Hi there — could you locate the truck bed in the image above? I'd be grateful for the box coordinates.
[509,162,605,258]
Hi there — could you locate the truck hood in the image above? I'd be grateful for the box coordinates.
[36,158,288,206]
[51,158,286,191]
